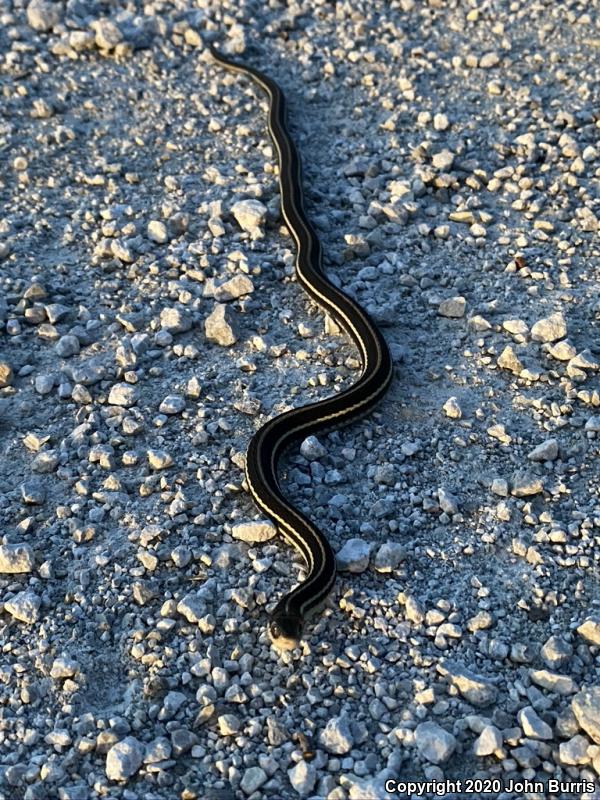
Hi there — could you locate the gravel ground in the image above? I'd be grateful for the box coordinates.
[1,1,600,799]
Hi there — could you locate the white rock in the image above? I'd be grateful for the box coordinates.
[213,275,255,301]
[288,760,316,797]
[443,396,462,419]
[0,544,35,573]
[231,199,268,235]
[300,435,327,460]
[469,315,492,332]
[373,542,405,572]
[4,591,41,624]
[559,734,592,765]
[473,724,502,756]
[336,538,371,572]
[531,312,567,342]
[159,395,186,415]
[530,669,578,695]
[218,714,241,735]
[205,303,239,346]
[438,487,459,515]
[548,339,577,360]
[240,766,268,795]
[26,0,60,30]
[438,296,465,318]
[50,657,79,679]
[160,306,192,333]
[502,319,528,335]
[414,721,456,764]
[147,449,173,470]
[147,220,169,243]
[404,595,425,625]
[577,617,600,645]
[108,383,138,407]
[518,706,553,740]
[431,150,455,171]
[511,471,543,497]
[318,715,354,754]
[106,736,144,781]
[528,438,559,462]
[438,661,497,706]
[232,520,277,543]
[572,686,600,743]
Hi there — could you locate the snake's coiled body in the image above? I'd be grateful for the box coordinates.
[210,45,393,649]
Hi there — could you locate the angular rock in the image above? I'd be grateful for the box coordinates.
[577,617,600,646]
[473,724,502,756]
[502,319,528,335]
[218,713,241,736]
[55,335,80,358]
[318,715,354,754]
[213,275,255,301]
[0,544,35,574]
[232,520,277,543]
[288,760,316,797]
[50,657,79,679]
[404,595,425,625]
[147,220,168,243]
[518,706,553,740]
[442,396,462,419]
[108,383,138,407]
[336,538,371,572]
[497,345,523,374]
[92,18,123,51]
[438,487,459,514]
[20,478,46,505]
[548,339,577,361]
[530,669,578,695]
[373,542,405,572]
[438,296,465,318]
[205,303,239,346]
[511,471,543,497]
[541,635,573,670]
[231,199,268,236]
[0,361,13,388]
[531,312,567,343]
[105,736,144,781]
[414,721,456,764]
[159,395,186,415]
[240,766,268,795]
[572,686,600,743]
[528,438,558,462]
[300,435,327,460]
[559,734,592,765]
[437,661,497,706]
[147,449,173,470]
[4,591,41,624]
[160,306,192,333]
[176,593,206,624]
[143,737,171,764]
[27,0,60,30]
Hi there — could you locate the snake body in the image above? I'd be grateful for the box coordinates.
[210,45,393,649]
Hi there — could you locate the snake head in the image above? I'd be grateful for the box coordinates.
[268,613,303,650]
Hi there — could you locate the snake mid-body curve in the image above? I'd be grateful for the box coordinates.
[209,44,393,649]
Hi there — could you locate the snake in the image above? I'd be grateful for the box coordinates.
[209,44,393,650]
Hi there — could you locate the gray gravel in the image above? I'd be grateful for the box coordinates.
[1,1,600,799]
